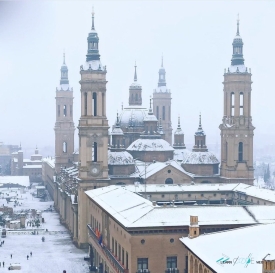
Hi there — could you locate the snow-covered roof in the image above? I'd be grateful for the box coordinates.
[23,165,42,169]
[180,223,275,273]
[42,157,55,168]
[174,149,191,161]
[129,81,142,89]
[143,112,158,122]
[182,151,219,164]
[154,86,170,93]
[85,186,275,229]
[108,151,134,165]
[119,107,148,128]
[228,64,247,73]
[134,160,194,179]
[111,127,124,135]
[127,138,174,152]
[82,60,103,71]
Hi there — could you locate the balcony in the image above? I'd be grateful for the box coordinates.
[87,224,128,273]
[136,270,150,273]
[165,269,179,273]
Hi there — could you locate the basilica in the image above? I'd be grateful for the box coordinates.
[42,10,256,258]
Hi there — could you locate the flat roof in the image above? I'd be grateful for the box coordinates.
[180,223,275,273]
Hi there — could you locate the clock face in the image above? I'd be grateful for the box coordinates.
[92,167,98,174]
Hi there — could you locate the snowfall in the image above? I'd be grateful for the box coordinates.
[0,186,89,273]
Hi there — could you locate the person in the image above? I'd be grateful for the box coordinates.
[30,251,32,256]
[27,255,29,260]
[3,261,4,267]
[63,271,66,273]
[10,254,12,259]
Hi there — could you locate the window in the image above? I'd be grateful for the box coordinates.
[167,256,177,269]
[126,252,129,269]
[58,105,60,117]
[162,106,165,120]
[84,92,87,116]
[92,92,97,116]
[92,142,97,162]
[70,105,72,117]
[112,238,114,252]
[63,105,67,117]
[156,106,159,120]
[188,194,191,197]
[118,244,121,261]
[137,258,148,270]
[201,194,204,197]
[231,92,235,116]
[162,194,165,198]
[63,142,67,153]
[165,178,173,184]
[240,92,244,115]
[122,248,125,265]
[238,142,243,162]
[115,241,117,256]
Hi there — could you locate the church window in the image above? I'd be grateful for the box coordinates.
[63,142,67,153]
[165,178,173,184]
[162,106,165,120]
[238,142,243,162]
[240,92,244,115]
[84,93,87,116]
[160,75,163,80]
[135,93,138,101]
[58,105,60,117]
[63,105,67,117]
[92,92,97,116]
[117,140,120,148]
[156,106,159,120]
[231,92,235,116]
[92,142,97,162]
[225,142,228,161]
[70,105,72,117]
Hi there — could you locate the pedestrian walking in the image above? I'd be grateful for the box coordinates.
[10,254,12,259]
[30,251,32,256]
[3,261,4,267]
[27,255,29,260]
[2,240,4,244]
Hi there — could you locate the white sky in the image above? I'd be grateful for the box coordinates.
[0,1,274,157]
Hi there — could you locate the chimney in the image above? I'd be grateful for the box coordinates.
[262,254,275,273]
[188,216,199,239]
[152,201,156,206]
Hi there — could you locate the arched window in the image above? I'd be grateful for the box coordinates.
[63,105,67,117]
[92,92,97,116]
[92,142,97,162]
[165,178,173,184]
[190,256,194,273]
[58,105,60,117]
[135,93,138,101]
[240,92,244,115]
[162,106,165,120]
[238,142,243,162]
[84,92,87,116]
[70,105,72,117]
[199,264,203,273]
[63,142,67,153]
[156,106,159,120]
[231,92,235,116]
[225,142,228,161]
[194,260,198,273]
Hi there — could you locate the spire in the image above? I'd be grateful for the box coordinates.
[177,115,181,129]
[148,96,153,115]
[158,55,166,87]
[63,51,66,65]
[161,54,163,67]
[116,111,119,126]
[231,15,244,66]
[134,62,137,82]
[198,113,203,131]
[60,53,69,85]
[91,7,95,30]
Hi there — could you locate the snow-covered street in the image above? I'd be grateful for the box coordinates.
[0,187,89,273]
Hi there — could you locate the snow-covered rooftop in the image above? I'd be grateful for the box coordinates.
[182,151,219,164]
[23,165,42,169]
[119,107,148,127]
[111,127,124,135]
[228,64,247,73]
[85,186,275,229]
[108,151,134,165]
[154,86,170,93]
[0,176,29,187]
[82,60,103,71]
[127,138,174,152]
[174,149,191,162]
[42,157,55,168]
[180,223,275,273]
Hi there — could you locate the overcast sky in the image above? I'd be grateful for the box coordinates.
[0,1,274,157]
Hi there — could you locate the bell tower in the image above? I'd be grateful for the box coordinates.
[54,53,75,173]
[153,56,172,144]
[77,10,110,248]
[219,17,255,185]
[129,63,142,106]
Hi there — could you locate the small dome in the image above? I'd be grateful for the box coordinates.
[111,127,124,135]
[130,81,142,89]
[108,151,134,165]
[119,107,148,128]
[182,151,219,165]
[127,138,174,152]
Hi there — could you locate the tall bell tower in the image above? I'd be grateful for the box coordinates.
[219,18,255,185]
[54,54,75,173]
[77,10,110,247]
[153,57,172,144]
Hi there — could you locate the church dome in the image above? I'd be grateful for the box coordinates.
[182,151,219,165]
[127,138,174,152]
[108,151,134,165]
[119,107,148,128]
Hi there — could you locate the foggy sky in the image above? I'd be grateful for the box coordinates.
[0,1,274,157]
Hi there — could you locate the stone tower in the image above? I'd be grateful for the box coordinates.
[77,10,110,247]
[129,63,142,106]
[54,54,75,173]
[153,57,172,144]
[219,18,255,185]
[193,114,208,152]
[173,116,186,149]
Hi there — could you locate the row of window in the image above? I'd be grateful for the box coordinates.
[111,237,129,269]
[230,92,244,116]
[225,142,244,162]
[58,105,72,117]
[156,106,171,121]
[137,256,177,270]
